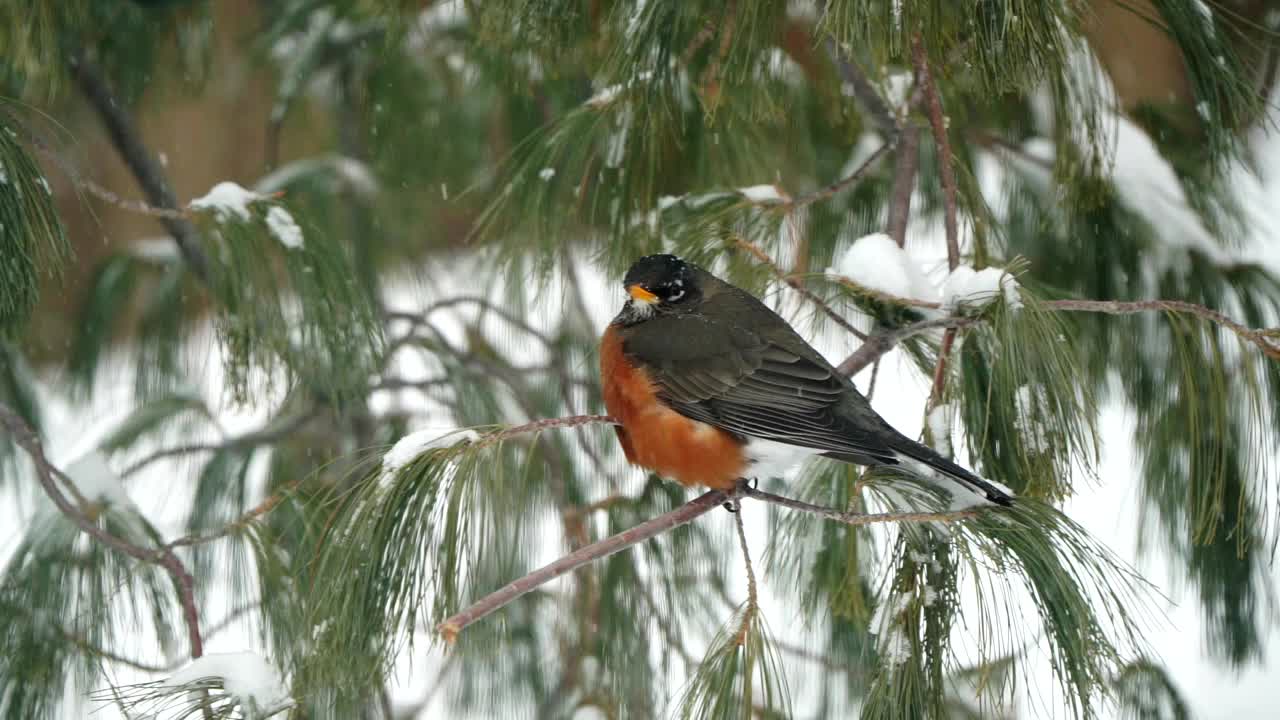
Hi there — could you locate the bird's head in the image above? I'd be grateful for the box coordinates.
[616,254,703,324]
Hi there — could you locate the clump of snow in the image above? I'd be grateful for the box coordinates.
[417,0,468,33]
[64,451,134,509]
[923,585,939,607]
[0,161,8,185]
[37,177,51,195]
[380,428,481,484]
[926,403,953,457]
[538,167,556,181]
[881,626,912,666]
[1014,386,1051,454]
[190,181,263,222]
[657,195,682,210]
[264,206,304,249]
[585,71,653,109]
[168,652,288,711]
[941,266,1021,311]
[737,184,790,205]
[827,232,938,303]
[870,591,914,667]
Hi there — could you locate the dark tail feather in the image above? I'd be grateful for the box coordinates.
[886,438,1014,507]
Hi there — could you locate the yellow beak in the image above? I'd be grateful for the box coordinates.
[627,284,659,304]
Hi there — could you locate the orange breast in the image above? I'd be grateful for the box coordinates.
[599,325,746,490]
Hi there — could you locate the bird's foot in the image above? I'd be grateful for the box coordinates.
[724,477,758,511]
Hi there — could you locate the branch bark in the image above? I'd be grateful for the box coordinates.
[0,403,204,660]
[437,488,735,641]
[886,126,920,248]
[437,475,986,642]
[912,35,962,411]
[68,50,209,281]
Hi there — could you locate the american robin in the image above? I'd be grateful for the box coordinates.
[599,254,1014,506]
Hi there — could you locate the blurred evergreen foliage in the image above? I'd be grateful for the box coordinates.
[1,1,1279,718]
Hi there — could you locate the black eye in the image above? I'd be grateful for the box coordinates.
[656,282,686,302]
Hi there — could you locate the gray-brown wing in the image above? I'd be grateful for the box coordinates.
[618,313,896,463]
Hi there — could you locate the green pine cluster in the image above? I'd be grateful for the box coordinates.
[1,1,1278,718]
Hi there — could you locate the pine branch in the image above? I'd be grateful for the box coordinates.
[820,279,1279,373]
[886,126,920,248]
[912,36,960,272]
[1043,299,1280,360]
[67,50,209,281]
[912,34,962,412]
[825,39,900,139]
[437,476,986,641]
[836,316,980,377]
[120,407,320,478]
[437,488,736,642]
[0,403,205,660]
[794,141,894,207]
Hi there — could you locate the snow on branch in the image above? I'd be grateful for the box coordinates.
[166,651,291,716]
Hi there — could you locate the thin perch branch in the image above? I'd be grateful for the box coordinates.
[437,488,735,641]
[438,476,987,641]
[731,505,758,646]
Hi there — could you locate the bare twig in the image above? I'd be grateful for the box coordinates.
[836,316,979,377]
[734,237,868,340]
[731,507,758,646]
[886,126,920,248]
[121,408,320,478]
[0,404,204,660]
[438,473,987,641]
[912,36,960,271]
[912,35,962,409]
[476,414,617,448]
[826,39,900,138]
[1043,298,1280,360]
[794,142,894,207]
[437,488,736,641]
[67,50,209,281]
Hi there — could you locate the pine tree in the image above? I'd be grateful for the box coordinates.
[2,1,1279,718]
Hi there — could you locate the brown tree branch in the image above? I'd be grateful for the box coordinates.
[826,39,901,138]
[0,403,204,660]
[911,36,960,271]
[794,141,894,208]
[835,316,979,377]
[121,408,321,478]
[437,476,987,642]
[437,488,736,641]
[912,34,962,411]
[886,126,920,248]
[731,505,758,646]
[1043,298,1280,360]
[68,51,209,281]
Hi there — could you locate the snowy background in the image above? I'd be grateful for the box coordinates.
[4,50,1280,720]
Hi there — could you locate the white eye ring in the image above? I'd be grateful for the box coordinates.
[667,289,684,302]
